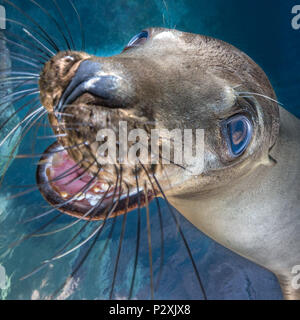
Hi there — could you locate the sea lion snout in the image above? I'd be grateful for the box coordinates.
[40,52,136,115]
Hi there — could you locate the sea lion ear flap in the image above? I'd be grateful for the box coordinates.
[266,154,277,167]
[258,153,277,168]
[268,154,277,166]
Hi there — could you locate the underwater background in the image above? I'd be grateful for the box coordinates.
[0,0,299,299]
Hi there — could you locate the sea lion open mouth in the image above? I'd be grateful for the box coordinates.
[36,141,154,221]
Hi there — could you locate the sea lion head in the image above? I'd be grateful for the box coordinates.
[37,27,280,220]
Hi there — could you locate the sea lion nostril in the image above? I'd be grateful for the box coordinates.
[56,60,101,111]
[56,60,119,115]
[58,75,118,111]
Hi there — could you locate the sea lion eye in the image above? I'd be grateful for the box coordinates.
[222,115,253,157]
[126,30,149,48]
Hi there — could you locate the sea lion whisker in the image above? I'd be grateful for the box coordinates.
[238,91,283,106]
[154,193,165,292]
[9,212,64,250]
[50,224,102,300]
[144,182,154,299]
[32,123,86,130]
[19,179,114,282]
[0,79,38,89]
[47,175,120,298]
[0,31,50,61]
[61,160,97,188]
[98,217,118,265]
[8,50,43,69]
[16,107,47,142]
[19,217,93,281]
[93,168,122,264]
[68,0,85,50]
[0,106,44,148]
[5,78,38,92]
[161,0,171,28]
[30,115,48,154]
[27,0,72,51]
[30,171,107,237]
[2,0,60,53]
[1,102,43,134]
[8,51,44,65]
[13,141,87,159]
[10,159,86,198]
[0,91,39,116]
[0,76,38,83]
[138,140,188,172]
[43,156,103,214]
[0,96,40,132]
[22,28,56,57]
[37,133,68,139]
[152,173,208,300]
[16,166,104,254]
[3,16,57,55]
[97,172,122,264]
[52,112,75,118]
[9,67,42,74]
[109,183,129,300]
[17,164,106,224]
[46,173,120,286]
[232,84,243,89]
[0,71,40,77]
[30,184,113,236]
[139,162,164,291]
[5,185,46,202]
[19,263,49,282]
[0,88,39,108]
[0,82,37,97]
[0,107,47,188]
[128,166,142,300]
[0,40,46,65]
[44,158,86,184]
[51,0,76,50]
[20,213,95,282]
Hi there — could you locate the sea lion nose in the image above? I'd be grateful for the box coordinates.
[56,60,119,115]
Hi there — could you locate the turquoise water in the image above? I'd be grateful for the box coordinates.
[1,0,298,299]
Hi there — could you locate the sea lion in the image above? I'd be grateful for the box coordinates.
[36,27,300,299]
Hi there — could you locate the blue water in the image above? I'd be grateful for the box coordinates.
[1,0,299,299]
